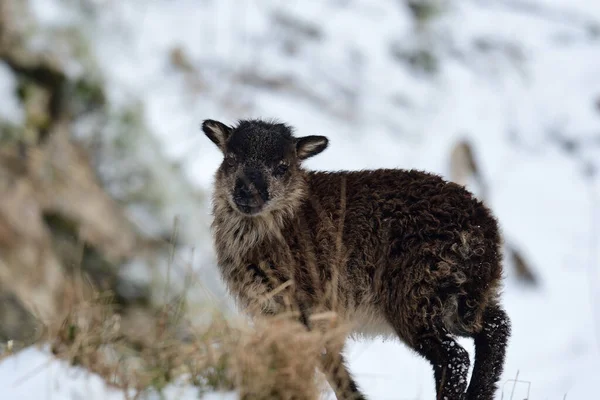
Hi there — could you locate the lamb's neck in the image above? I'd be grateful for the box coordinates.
[212,201,291,266]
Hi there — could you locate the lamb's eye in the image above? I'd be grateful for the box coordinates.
[225,157,235,168]
[274,163,289,176]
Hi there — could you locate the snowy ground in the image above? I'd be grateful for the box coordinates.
[2,0,600,398]
[0,347,237,400]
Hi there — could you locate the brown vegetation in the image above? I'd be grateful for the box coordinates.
[0,272,345,400]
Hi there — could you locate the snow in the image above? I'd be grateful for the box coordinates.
[0,347,237,400]
[3,0,600,398]
[0,62,24,125]
[0,347,125,400]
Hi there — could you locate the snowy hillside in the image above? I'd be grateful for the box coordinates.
[0,347,236,400]
[2,0,600,399]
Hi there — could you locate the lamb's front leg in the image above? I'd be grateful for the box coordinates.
[319,340,366,400]
[299,309,366,400]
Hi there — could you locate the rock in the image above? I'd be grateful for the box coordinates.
[28,124,138,262]
[0,0,216,345]
[0,147,67,330]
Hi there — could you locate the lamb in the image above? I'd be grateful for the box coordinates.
[202,118,511,400]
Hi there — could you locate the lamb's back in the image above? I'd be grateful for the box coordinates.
[304,169,501,267]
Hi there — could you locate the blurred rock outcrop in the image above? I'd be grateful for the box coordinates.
[0,0,212,346]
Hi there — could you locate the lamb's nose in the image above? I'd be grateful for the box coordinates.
[233,179,264,214]
[242,167,269,202]
[235,182,253,200]
[234,178,262,204]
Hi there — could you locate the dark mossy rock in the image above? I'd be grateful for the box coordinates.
[390,43,439,75]
[0,290,42,345]
[43,211,151,308]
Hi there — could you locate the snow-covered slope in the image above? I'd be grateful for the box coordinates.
[0,347,125,400]
[0,347,236,400]
[0,63,24,124]
[3,0,600,398]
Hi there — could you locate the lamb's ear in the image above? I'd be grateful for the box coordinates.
[202,119,232,151]
[296,135,329,160]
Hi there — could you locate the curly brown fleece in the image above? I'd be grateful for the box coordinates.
[202,118,511,400]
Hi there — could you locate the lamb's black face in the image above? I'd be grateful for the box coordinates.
[224,121,295,215]
[202,119,328,216]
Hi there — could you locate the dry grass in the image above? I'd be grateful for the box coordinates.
[0,271,349,400]
[232,316,335,400]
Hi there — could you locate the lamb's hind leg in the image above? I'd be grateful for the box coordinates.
[466,304,510,400]
[409,329,470,400]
